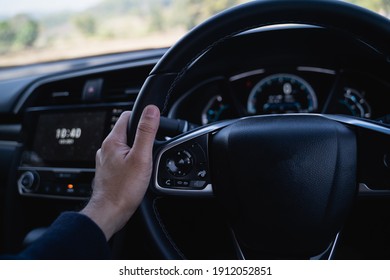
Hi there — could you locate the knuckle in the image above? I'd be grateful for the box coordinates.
[101,137,114,150]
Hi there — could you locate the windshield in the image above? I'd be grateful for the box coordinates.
[0,0,388,67]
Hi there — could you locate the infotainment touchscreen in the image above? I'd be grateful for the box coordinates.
[32,111,107,163]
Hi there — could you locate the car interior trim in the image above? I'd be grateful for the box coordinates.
[358,183,390,196]
[13,58,161,114]
[229,69,265,82]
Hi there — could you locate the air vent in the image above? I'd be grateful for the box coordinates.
[32,78,84,106]
[28,64,153,107]
[103,83,141,102]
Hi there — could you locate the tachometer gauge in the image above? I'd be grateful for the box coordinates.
[247,74,318,114]
[202,95,231,125]
[337,87,371,118]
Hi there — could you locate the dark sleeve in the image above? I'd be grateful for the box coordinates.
[10,212,111,260]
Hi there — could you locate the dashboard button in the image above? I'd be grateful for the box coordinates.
[18,171,39,192]
[82,78,103,101]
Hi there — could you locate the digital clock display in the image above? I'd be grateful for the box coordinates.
[32,111,107,163]
[55,128,82,145]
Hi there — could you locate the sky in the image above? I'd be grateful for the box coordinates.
[0,0,102,17]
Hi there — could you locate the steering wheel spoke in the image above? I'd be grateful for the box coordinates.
[323,115,390,197]
[231,227,341,260]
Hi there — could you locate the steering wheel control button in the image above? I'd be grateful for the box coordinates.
[190,142,207,162]
[157,135,211,191]
[163,178,174,187]
[197,162,208,179]
[190,180,207,188]
[197,170,207,178]
[176,180,190,187]
[166,150,193,177]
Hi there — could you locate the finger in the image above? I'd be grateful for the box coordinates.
[107,111,131,144]
[132,105,160,156]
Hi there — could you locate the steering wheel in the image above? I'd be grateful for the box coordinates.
[127,0,390,259]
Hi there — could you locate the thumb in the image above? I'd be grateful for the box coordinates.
[131,105,160,155]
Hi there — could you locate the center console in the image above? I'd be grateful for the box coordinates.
[17,103,129,200]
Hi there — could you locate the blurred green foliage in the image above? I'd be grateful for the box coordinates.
[0,21,16,51]
[348,0,390,14]
[0,14,39,53]
[73,14,97,36]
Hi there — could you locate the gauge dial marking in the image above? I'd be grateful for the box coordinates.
[247,73,318,115]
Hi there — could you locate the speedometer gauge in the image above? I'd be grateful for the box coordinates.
[247,74,318,114]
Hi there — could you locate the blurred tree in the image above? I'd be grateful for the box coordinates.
[0,14,39,53]
[146,0,174,32]
[12,14,39,48]
[73,15,97,36]
[149,4,166,32]
[0,21,16,52]
[348,0,390,15]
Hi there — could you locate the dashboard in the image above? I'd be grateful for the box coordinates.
[1,24,390,259]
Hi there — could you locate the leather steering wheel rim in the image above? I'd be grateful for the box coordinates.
[127,0,390,259]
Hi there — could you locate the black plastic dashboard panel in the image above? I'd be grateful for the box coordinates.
[0,53,164,204]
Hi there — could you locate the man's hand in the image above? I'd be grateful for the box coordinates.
[81,105,160,240]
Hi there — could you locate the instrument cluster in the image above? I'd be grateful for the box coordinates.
[170,66,388,126]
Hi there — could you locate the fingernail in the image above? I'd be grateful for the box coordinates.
[144,105,160,118]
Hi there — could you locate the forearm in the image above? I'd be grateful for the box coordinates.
[17,212,110,260]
